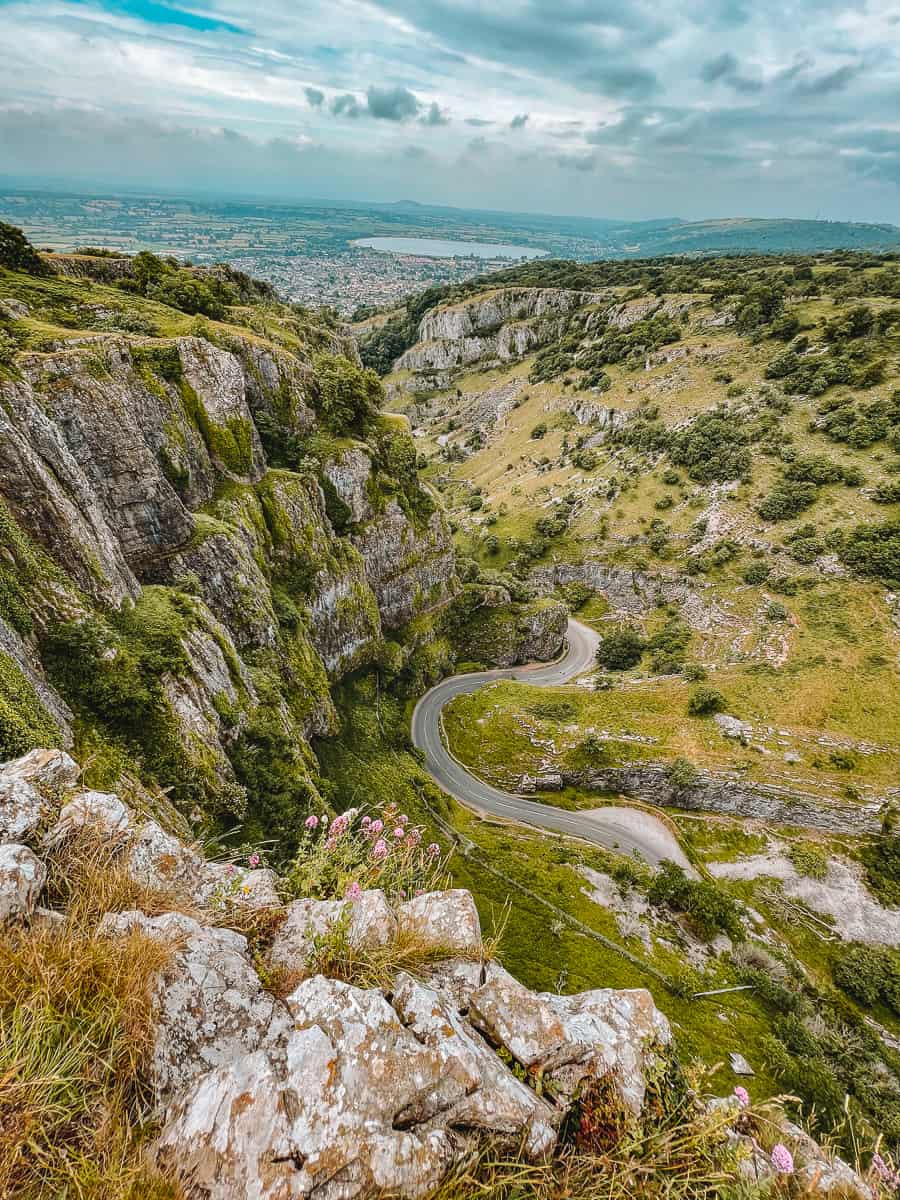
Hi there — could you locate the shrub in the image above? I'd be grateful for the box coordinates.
[687,686,726,716]
[648,861,744,941]
[789,843,828,879]
[596,623,645,671]
[765,601,788,622]
[667,410,752,484]
[743,560,771,585]
[757,480,818,521]
[832,944,900,1015]
[862,828,900,907]
[530,422,547,440]
[838,518,900,585]
[0,221,51,275]
[311,353,381,436]
[666,757,699,793]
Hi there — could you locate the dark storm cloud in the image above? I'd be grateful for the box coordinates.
[510,113,528,129]
[369,0,670,99]
[366,85,420,120]
[304,87,324,107]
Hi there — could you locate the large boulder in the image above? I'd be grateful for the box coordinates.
[392,972,557,1158]
[0,748,79,843]
[267,890,396,977]
[0,842,46,921]
[99,910,291,1107]
[397,889,482,955]
[468,965,671,1115]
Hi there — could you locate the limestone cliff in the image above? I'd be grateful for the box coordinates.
[394,286,604,386]
[0,265,457,839]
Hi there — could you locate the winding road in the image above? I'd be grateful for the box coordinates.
[412,618,691,869]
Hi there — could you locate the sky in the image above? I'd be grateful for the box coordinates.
[1,0,899,222]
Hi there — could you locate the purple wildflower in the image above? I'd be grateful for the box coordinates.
[393,826,404,839]
[305,814,319,829]
[224,863,236,877]
[370,819,384,835]
[248,853,261,868]
[426,842,440,857]
[345,881,362,901]
[372,838,389,861]
[734,1086,750,1108]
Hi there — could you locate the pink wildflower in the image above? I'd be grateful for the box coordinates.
[248,853,260,868]
[407,828,421,845]
[224,863,236,877]
[361,815,371,828]
[330,814,349,837]
[393,826,405,839]
[372,838,389,861]
[399,814,409,825]
[415,888,425,897]
[345,881,362,901]
[770,1145,794,1175]
[733,1086,750,1108]
[370,819,384,835]
[870,1154,898,1186]
[305,814,319,829]
[426,842,440,857]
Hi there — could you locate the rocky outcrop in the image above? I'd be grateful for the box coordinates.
[396,287,601,376]
[0,747,878,1199]
[0,317,457,821]
[530,560,731,634]
[554,763,883,836]
[458,594,567,669]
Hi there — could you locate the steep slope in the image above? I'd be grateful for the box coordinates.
[0,235,458,844]
[380,255,900,828]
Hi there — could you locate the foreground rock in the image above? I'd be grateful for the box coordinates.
[0,749,875,1199]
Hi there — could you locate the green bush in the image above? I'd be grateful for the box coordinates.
[667,409,752,484]
[838,519,900,584]
[687,686,726,716]
[596,623,645,670]
[648,861,744,941]
[0,221,51,275]
[311,353,381,436]
[757,480,818,521]
[742,560,771,585]
[832,944,900,1015]
[530,422,547,440]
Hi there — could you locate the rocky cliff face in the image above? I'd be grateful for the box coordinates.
[395,287,603,383]
[0,298,456,836]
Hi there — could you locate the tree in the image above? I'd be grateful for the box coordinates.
[596,623,645,671]
[0,222,51,276]
[311,353,382,435]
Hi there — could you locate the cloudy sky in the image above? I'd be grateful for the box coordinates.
[1,0,898,221]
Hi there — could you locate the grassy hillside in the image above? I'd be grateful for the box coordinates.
[382,254,900,813]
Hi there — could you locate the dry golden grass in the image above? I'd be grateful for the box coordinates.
[0,830,186,1200]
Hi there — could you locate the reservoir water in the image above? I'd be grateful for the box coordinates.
[353,236,546,259]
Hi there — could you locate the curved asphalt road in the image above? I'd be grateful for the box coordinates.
[412,618,690,869]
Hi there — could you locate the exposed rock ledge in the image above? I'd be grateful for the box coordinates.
[0,747,876,1200]
[526,764,883,836]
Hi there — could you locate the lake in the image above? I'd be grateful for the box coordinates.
[352,236,546,260]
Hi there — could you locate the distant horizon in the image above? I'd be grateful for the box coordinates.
[2,178,898,236]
